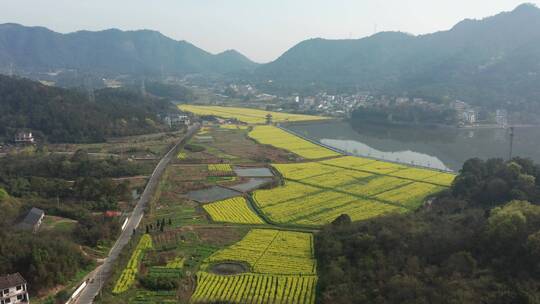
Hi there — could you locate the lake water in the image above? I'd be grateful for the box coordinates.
[285,121,540,172]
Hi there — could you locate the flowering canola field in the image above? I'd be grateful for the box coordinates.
[252,157,455,226]
[203,197,265,224]
[249,126,340,159]
[191,229,317,304]
[113,234,153,294]
[179,105,328,124]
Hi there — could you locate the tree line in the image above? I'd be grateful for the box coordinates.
[316,157,540,304]
[0,150,150,292]
[0,75,178,143]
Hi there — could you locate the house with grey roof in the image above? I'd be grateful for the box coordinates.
[0,273,29,304]
[16,208,44,233]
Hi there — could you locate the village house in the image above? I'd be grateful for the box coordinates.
[16,207,44,233]
[162,113,190,127]
[13,132,35,145]
[0,273,29,304]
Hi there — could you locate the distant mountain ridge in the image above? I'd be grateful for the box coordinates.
[2,4,540,109]
[0,23,257,76]
[256,3,540,109]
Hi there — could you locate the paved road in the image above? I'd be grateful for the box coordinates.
[74,123,200,304]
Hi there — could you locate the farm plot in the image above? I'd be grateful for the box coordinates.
[208,164,234,176]
[113,234,153,294]
[423,172,457,187]
[205,229,316,275]
[203,197,265,224]
[186,186,240,203]
[251,156,454,226]
[234,167,274,177]
[179,104,328,124]
[249,126,340,159]
[178,123,293,163]
[191,229,317,304]
[321,156,456,187]
[191,272,316,304]
[374,182,444,209]
[229,178,274,193]
[219,124,249,130]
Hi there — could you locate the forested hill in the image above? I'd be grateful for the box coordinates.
[256,3,540,109]
[0,75,176,143]
[0,24,257,75]
[316,157,540,303]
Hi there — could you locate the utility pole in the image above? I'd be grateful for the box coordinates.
[508,126,515,161]
[141,78,147,96]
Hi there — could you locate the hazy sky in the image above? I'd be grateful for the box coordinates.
[2,0,539,63]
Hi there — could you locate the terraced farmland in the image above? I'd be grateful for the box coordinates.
[191,229,317,303]
[203,197,265,224]
[249,126,340,159]
[179,105,328,124]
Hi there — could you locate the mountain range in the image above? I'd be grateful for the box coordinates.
[0,24,257,75]
[1,4,540,108]
[256,3,540,108]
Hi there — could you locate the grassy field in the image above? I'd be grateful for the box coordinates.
[48,131,185,162]
[41,215,77,233]
[191,229,317,304]
[179,105,329,124]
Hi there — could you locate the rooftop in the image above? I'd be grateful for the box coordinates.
[0,273,26,290]
[17,207,44,230]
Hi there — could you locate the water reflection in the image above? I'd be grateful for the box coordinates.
[286,121,540,172]
[321,138,451,171]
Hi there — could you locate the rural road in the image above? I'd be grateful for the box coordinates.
[74,123,200,304]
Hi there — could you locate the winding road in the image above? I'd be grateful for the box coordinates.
[74,123,200,304]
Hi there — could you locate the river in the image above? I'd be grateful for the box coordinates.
[285,120,540,172]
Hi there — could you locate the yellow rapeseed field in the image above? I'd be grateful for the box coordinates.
[179,104,328,124]
[252,156,455,226]
[112,234,153,294]
[203,197,264,224]
[191,229,317,304]
[249,126,340,159]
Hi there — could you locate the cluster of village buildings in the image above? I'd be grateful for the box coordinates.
[221,84,510,127]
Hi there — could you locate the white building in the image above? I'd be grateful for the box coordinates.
[14,132,35,144]
[163,114,190,127]
[496,109,508,126]
[463,110,477,124]
[0,273,29,304]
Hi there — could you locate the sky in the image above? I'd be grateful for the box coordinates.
[1,0,539,63]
